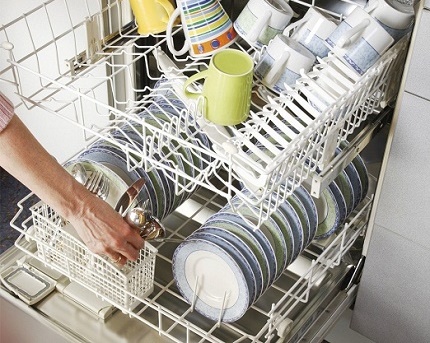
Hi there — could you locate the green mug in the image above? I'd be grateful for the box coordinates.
[183,49,254,126]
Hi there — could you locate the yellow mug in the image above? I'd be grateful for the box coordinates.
[183,49,254,126]
[129,0,175,35]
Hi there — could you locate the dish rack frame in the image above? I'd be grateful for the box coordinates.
[11,186,373,343]
[0,0,410,229]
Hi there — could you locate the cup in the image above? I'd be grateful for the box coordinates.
[283,7,338,59]
[166,0,237,57]
[183,49,254,126]
[233,0,295,48]
[325,6,395,76]
[254,35,315,94]
[365,0,415,41]
[129,0,175,35]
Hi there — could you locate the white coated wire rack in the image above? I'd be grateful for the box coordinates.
[0,0,410,228]
[23,200,157,309]
[11,186,373,343]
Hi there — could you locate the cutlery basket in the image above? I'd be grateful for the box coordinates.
[28,200,157,310]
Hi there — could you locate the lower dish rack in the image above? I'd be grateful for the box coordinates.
[10,185,373,343]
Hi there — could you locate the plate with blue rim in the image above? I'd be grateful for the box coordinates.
[85,140,158,215]
[172,238,251,322]
[215,210,277,290]
[339,141,369,204]
[334,169,355,218]
[293,186,318,245]
[203,215,269,298]
[77,145,155,213]
[119,118,190,211]
[313,180,346,240]
[277,195,304,265]
[63,159,128,208]
[111,131,173,219]
[226,199,288,282]
[193,226,263,303]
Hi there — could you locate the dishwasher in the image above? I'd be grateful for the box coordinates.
[0,0,416,342]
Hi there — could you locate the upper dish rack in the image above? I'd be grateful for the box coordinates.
[0,0,409,228]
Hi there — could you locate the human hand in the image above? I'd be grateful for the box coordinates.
[68,192,145,266]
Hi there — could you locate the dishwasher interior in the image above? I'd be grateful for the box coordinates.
[0,0,412,341]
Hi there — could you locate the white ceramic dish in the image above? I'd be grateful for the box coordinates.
[215,211,277,289]
[205,214,271,293]
[173,238,250,322]
[191,229,260,304]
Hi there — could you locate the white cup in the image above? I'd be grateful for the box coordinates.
[283,7,338,59]
[365,0,415,41]
[325,6,395,76]
[254,35,315,93]
[234,0,295,49]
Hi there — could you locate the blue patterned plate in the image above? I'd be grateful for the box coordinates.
[173,238,250,322]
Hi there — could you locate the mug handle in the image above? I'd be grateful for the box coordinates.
[247,10,271,43]
[265,51,290,85]
[166,8,190,56]
[156,0,175,23]
[364,0,379,14]
[183,69,209,100]
[337,19,370,48]
[282,9,312,37]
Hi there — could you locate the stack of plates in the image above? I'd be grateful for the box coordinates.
[313,145,369,239]
[172,184,317,322]
[68,80,212,219]
[173,145,369,322]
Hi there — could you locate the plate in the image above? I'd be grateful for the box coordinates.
[313,184,341,240]
[293,186,318,245]
[112,131,172,219]
[191,228,260,304]
[173,238,250,322]
[226,200,288,281]
[330,180,348,228]
[334,169,355,217]
[277,197,303,265]
[80,143,157,215]
[215,211,277,289]
[203,216,270,296]
[64,159,128,209]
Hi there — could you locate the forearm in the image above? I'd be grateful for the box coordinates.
[0,115,90,219]
[0,115,145,262]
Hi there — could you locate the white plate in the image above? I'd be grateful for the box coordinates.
[293,186,318,245]
[197,225,264,300]
[313,184,341,240]
[189,231,258,305]
[227,200,287,281]
[64,159,128,208]
[173,238,250,323]
[335,169,355,217]
[215,211,277,290]
[205,213,272,292]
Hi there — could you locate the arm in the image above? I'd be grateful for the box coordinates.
[0,112,144,265]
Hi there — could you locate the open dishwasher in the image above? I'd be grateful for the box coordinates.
[0,0,413,342]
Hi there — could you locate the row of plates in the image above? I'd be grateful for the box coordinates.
[67,80,211,220]
[173,146,369,322]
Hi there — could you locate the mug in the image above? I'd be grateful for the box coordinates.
[283,7,338,59]
[325,6,395,76]
[183,49,254,126]
[129,0,175,35]
[166,0,237,57]
[365,0,415,41]
[254,35,315,94]
[234,0,295,48]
